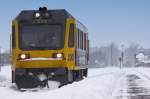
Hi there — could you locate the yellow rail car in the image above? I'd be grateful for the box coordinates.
[11,7,89,89]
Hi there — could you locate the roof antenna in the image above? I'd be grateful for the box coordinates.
[39,7,47,11]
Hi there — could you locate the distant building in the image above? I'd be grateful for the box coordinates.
[135,49,150,67]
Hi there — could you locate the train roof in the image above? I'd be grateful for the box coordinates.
[13,7,88,32]
[14,9,75,21]
[76,20,88,33]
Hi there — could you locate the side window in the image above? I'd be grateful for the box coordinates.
[81,31,83,49]
[84,33,87,50]
[68,24,74,48]
[78,29,80,49]
[76,28,78,48]
[12,26,16,48]
[80,30,82,49]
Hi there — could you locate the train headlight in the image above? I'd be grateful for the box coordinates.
[19,54,30,60]
[56,53,63,58]
[52,53,64,59]
[35,12,40,18]
[20,54,26,59]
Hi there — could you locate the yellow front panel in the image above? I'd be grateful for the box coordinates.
[16,60,66,68]
[15,50,67,68]
[12,18,78,70]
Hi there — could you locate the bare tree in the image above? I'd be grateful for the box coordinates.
[124,43,141,67]
[89,42,120,67]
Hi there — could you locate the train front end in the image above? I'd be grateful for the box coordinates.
[11,7,76,89]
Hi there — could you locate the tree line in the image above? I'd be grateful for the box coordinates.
[89,43,143,67]
[0,43,148,67]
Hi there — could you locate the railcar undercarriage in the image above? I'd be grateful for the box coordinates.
[12,68,88,90]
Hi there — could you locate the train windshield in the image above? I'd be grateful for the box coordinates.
[19,24,64,50]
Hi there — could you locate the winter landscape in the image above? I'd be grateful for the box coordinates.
[1,0,150,99]
[1,66,150,99]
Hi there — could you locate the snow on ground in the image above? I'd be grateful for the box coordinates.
[1,66,150,99]
[0,66,124,99]
[112,68,150,99]
[135,67,150,78]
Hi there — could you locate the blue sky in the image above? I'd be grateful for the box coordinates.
[0,0,150,49]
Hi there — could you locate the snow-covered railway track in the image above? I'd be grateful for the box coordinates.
[114,69,150,99]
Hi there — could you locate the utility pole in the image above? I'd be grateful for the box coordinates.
[110,44,113,66]
[119,57,122,69]
[121,44,124,68]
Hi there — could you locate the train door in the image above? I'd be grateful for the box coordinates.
[66,19,76,70]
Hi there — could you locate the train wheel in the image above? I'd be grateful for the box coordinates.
[72,70,83,81]
[12,71,15,83]
[83,68,88,77]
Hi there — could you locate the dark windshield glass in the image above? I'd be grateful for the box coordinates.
[19,24,64,50]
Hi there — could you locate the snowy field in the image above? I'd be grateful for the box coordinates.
[0,66,150,99]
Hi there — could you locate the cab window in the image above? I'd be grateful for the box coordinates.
[69,24,74,48]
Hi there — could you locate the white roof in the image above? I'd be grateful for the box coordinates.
[76,20,88,33]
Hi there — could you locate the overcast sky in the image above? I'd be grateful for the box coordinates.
[0,0,150,50]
